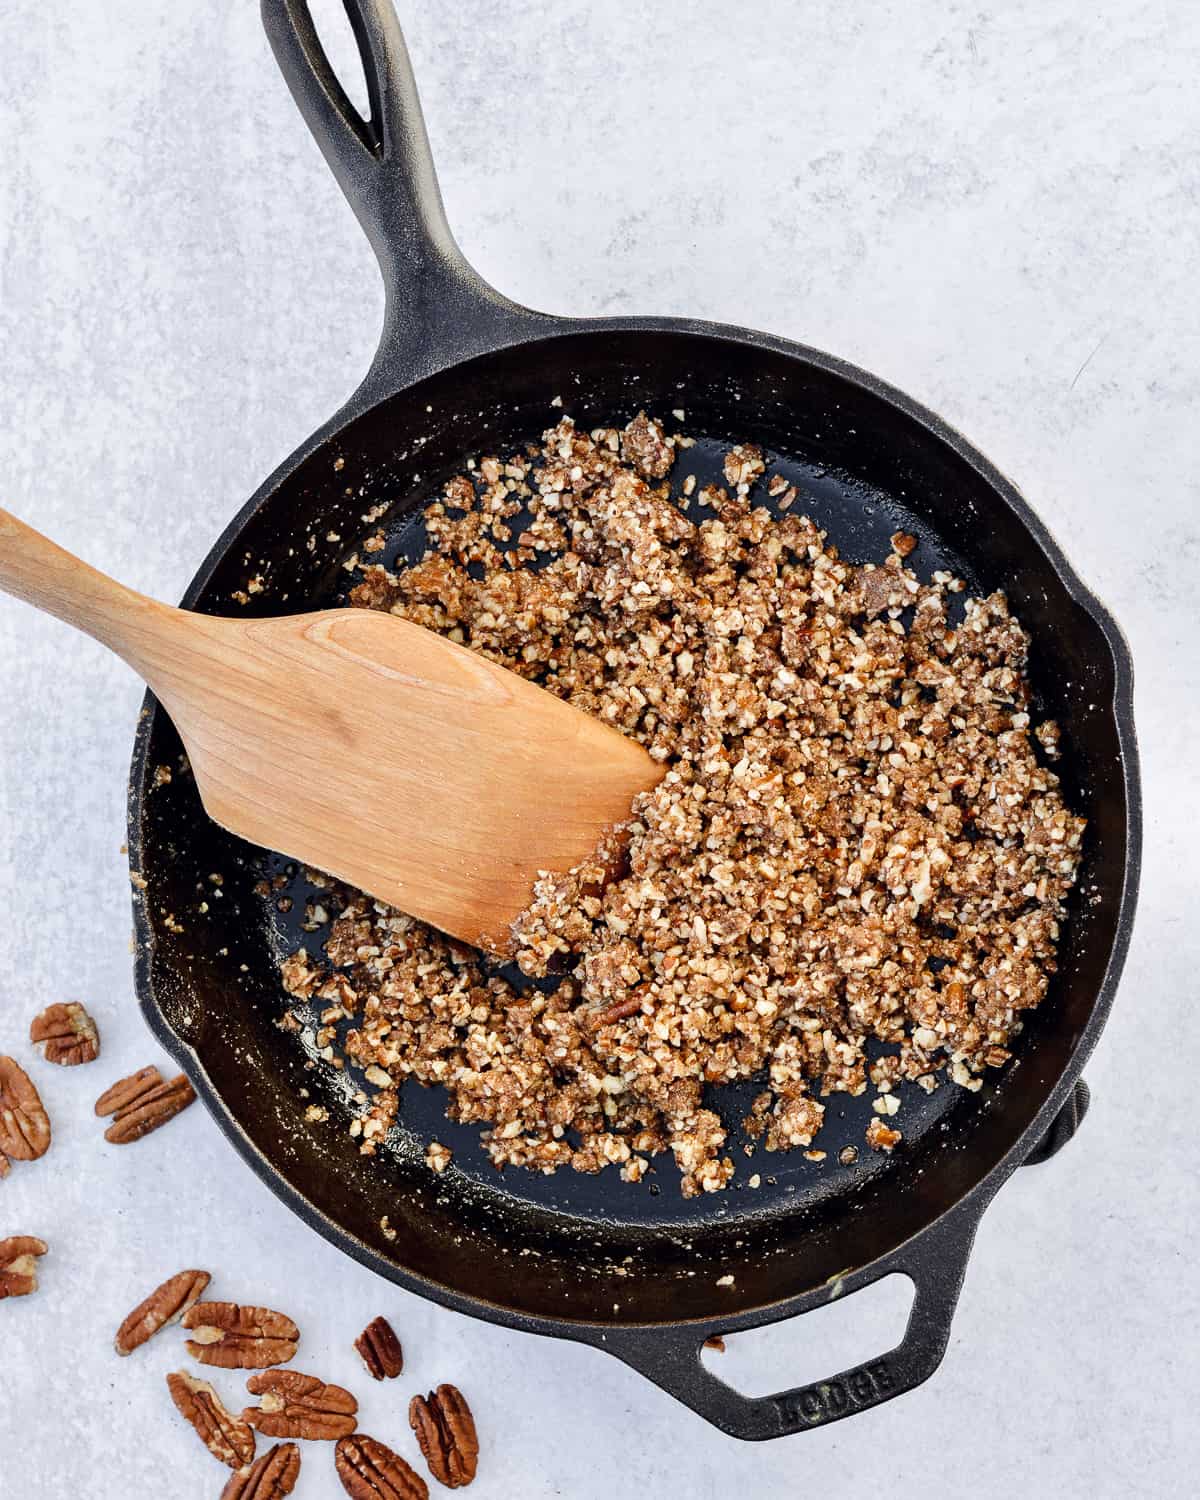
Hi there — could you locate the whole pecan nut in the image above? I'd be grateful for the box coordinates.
[183,1302,300,1369]
[335,1433,428,1500]
[95,1064,161,1116]
[0,1055,51,1161]
[243,1369,358,1440]
[115,1268,211,1355]
[95,1066,195,1144]
[355,1316,403,1380]
[167,1369,257,1470]
[221,1442,300,1500]
[0,1235,47,1299]
[409,1385,479,1488]
[30,1001,100,1066]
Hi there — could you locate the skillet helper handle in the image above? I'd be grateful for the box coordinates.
[606,1205,981,1440]
[260,0,529,386]
[1024,1077,1090,1165]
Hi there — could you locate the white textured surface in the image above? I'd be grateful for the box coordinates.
[1,1,1197,1495]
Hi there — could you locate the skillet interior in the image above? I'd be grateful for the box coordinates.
[131,327,1129,1325]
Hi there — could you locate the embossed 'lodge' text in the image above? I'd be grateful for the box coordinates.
[775,1359,894,1427]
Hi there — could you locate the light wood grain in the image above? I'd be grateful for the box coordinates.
[0,506,665,950]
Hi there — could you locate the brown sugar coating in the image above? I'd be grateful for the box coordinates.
[279,414,1084,1195]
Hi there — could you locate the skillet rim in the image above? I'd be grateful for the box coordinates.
[125,313,1142,1342]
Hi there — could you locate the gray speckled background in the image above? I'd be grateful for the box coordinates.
[1,2,1196,1495]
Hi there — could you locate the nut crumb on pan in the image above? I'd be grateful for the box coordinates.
[425,1140,453,1174]
[278,414,1084,1196]
[865,1117,902,1153]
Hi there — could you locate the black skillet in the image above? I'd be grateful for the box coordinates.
[126,0,1140,1439]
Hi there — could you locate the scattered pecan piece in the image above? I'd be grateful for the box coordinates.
[184,1302,300,1369]
[95,1065,195,1144]
[0,1056,51,1161]
[865,1117,902,1153]
[355,1315,403,1380]
[590,994,643,1028]
[0,1235,47,1299]
[243,1369,357,1440]
[115,1268,211,1355]
[336,1433,428,1500]
[167,1369,257,1470]
[29,1002,100,1065]
[409,1385,479,1488]
[221,1442,300,1500]
[703,1335,726,1353]
[890,530,918,557]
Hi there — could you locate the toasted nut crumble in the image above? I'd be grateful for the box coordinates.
[278,414,1085,1196]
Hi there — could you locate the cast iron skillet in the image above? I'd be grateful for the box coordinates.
[126,0,1140,1439]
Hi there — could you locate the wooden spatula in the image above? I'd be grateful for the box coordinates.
[0,506,665,951]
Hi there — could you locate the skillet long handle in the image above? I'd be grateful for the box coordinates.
[260,0,536,388]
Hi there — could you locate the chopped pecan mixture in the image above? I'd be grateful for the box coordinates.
[280,414,1084,1195]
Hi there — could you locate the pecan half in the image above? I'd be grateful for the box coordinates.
[355,1316,403,1380]
[243,1369,357,1440]
[29,1001,100,1065]
[95,1064,161,1116]
[220,1442,300,1500]
[184,1302,300,1369]
[0,1055,51,1161]
[95,1065,195,1144]
[336,1433,428,1500]
[409,1385,479,1488]
[115,1268,211,1355]
[0,1235,47,1299]
[167,1369,257,1470]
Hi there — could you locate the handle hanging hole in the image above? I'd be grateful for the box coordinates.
[699,1272,915,1397]
[308,0,373,126]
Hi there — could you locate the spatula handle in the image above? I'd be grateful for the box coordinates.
[0,505,173,666]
